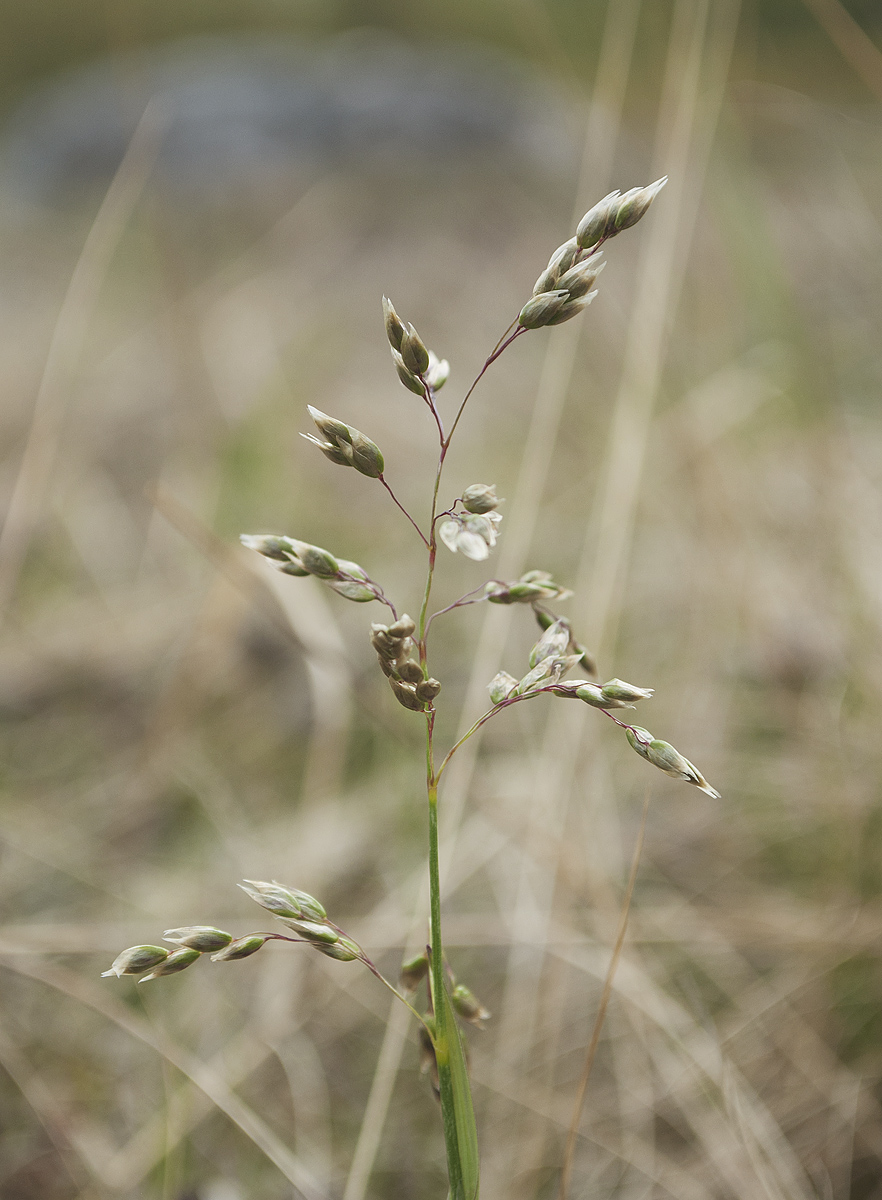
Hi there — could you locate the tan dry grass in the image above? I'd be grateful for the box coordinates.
[2,5,882,1199]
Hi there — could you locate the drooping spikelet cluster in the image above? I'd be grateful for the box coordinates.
[101,882,364,983]
[240,534,379,603]
[370,614,441,712]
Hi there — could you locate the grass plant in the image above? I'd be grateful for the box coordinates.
[3,6,882,1199]
[100,176,728,1199]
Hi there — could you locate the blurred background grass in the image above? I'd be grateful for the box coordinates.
[2,1,882,1197]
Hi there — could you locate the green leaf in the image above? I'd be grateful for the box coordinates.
[440,984,480,1200]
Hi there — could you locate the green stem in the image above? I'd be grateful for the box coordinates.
[425,729,466,1200]
[417,449,445,669]
[411,322,528,1198]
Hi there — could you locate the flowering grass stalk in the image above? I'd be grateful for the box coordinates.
[103,174,721,1199]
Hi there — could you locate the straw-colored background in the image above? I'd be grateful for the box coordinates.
[2,2,882,1197]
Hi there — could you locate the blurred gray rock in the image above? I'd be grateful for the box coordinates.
[0,30,578,204]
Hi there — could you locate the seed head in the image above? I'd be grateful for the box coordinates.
[451,984,491,1028]
[488,670,519,704]
[211,935,270,962]
[614,177,667,231]
[518,290,569,330]
[283,919,340,945]
[576,190,620,249]
[389,614,416,638]
[163,926,233,952]
[315,936,361,961]
[626,726,653,760]
[415,677,442,703]
[546,236,581,276]
[102,945,169,978]
[139,947,201,982]
[301,433,351,466]
[516,656,558,694]
[574,682,615,708]
[485,570,571,605]
[545,291,598,326]
[645,738,721,797]
[348,431,384,478]
[297,543,340,579]
[382,295,406,351]
[328,559,375,603]
[397,659,424,684]
[304,408,385,479]
[240,880,327,921]
[462,484,501,514]
[600,679,654,706]
[400,952,430,991]
[529,619,570,668]
[556,254,605,299]
[370,625,400,658]
[240,534,310,575]
[390,679,426,711]
[307,406,352,447]
[391,348,425,395]
[400,323,430,375]
[532,264,562,296]
[625,727,720,797]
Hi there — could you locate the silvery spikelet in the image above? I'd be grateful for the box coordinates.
[400,323,430,375]
[328,560,376,603]
[614,177,668,231]
[600,679,654,705]
[139,947,201,982]
[529,619,570,668]
[392,348,426,395]
[518,290,569,330]
[485,570,572,605]
[555,254,605,298]
[451,984,491,1028]
[626,727,720,797]
[545,291,598,326]
[240,534,310,575]
[488,671,519,703]
[303,406,385,479]
[316,937,361,962]
[461,484,501,514]
[211,935,270,961]
[239,880,327,921]
[102,946,169,978]
[382,295,406,351]
[424,350,450,391]
[575,190,621,249]
[163,926,233,952]
[283,919,341,945]
[516,657,558,694]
